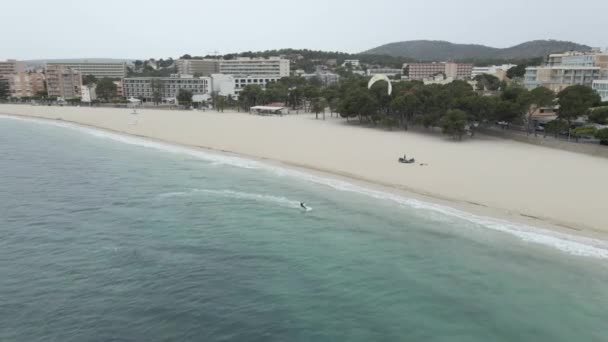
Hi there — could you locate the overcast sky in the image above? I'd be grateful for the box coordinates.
[2,0,607,60]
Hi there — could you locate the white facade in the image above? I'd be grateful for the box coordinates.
[342,59,360,68]
[524,65,602,92]
[211,74,280,98]
[219,57,289,77]
[211,74,236,97]
[123,75,211,102]
[592,80,608,101]
[471,64,516,78]
[81,85,97,103]
[47,60,127,79]
[367,68,402,77]
[302,72,340,86]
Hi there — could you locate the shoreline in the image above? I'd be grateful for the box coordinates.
[1,105,607,250]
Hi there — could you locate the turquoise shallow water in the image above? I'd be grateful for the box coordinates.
[1,116,608,341]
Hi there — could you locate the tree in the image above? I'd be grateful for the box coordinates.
[35,90,48,99]
[391,92,421,129]
[506,64,526,79]
[82,75,97,86]
[441,109,468,140]
[96,78,117,100]
[150,79,162,105]
[595,128,608,145]
[0,80,9,100]
[239,85,264,109]
[588,107,608,125]
[571,126,597,142]
[311,97,328,120]
[180,54,192,60]
[557,85,602,138]
[544,119,569,138]
[474,74,501,92]
[215,96,227,112]
[523,87,555,135]
[177,89,193,108]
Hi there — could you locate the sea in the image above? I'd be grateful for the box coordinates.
[1,115,607,342]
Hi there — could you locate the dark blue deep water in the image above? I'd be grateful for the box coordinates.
[1,116,607,341]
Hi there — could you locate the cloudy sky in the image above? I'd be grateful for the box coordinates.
[2,0,607,60]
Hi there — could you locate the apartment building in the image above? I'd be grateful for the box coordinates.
[0,60,26,98]
[367,68,403,77]
[342,59,360,68]
[45,65,83,98]
[7,72,46,98]
[524,66,601,92]
[302,72,340,86]
[123,75,211,102]
[471,64,516,80]
[404,62,473,80]
[524,50,608,92]
[46,60,127,79]
[210,74,281,98]
[592,80,608,102]
[0,59,25,76]
[176,59,220,76]
[219,57,289,77]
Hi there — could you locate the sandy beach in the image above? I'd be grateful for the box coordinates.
[1,104,607,237]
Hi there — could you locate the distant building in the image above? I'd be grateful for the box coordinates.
[0,59,25,76]
[404,62,473,80]
[176,59,220,76]
[123,74,211,102]
[524,66,602,92]
[46,60,127,79]
[81,85,97,102]
[342,59,360,68]
[302,72,340,86]
[45,65,83,98]
[471,64,516,80]
[525,50,608,92]
[7,72,46,98]
[211,74,281,98]
[592,80,608,102]
[0,60,26,98]
[367,68,402,77]
[211,74,236,97]
[219,57,289,77]
[113,80,123,97]
[326,59,337,67]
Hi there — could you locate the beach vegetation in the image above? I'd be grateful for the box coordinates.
[441,109,468,140]
[570,126,597,141]
[311,97,328,120]
[544,120,569,138]
[522,87,555,135]
[595,128,608,145]
[96,78,117,101]
[588,107,608,125]
[557,85,602,126]
[177,89,193,108]
[150,79,162,105]
[82,75,97,86]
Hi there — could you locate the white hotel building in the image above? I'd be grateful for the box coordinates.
[211,74,281,98]
[219,57,289,78]
[46,60,127,79]
[123,74,211,102]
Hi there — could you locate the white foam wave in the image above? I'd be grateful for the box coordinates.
[158,188,310,211]
[2,114,606,258]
